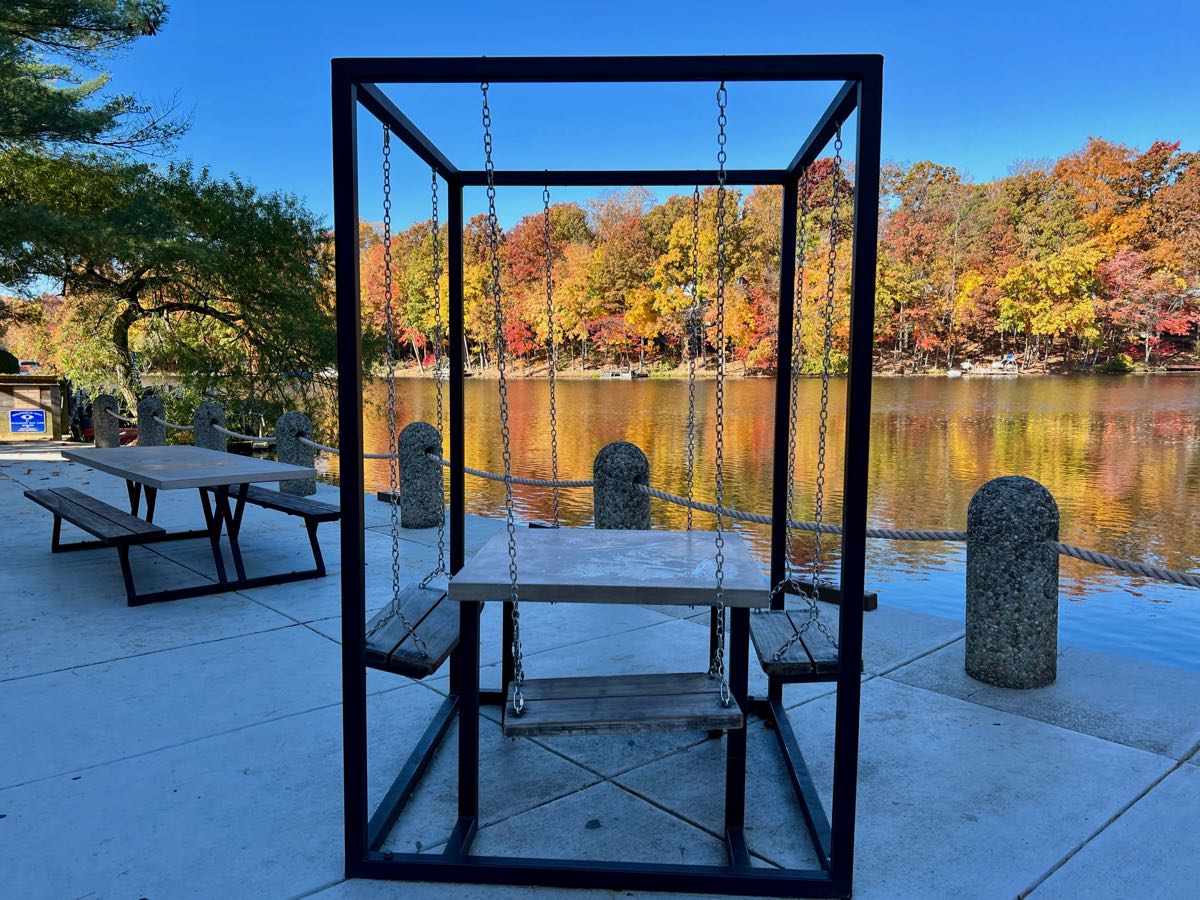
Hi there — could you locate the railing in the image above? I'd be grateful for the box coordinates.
[96,399,1199,592]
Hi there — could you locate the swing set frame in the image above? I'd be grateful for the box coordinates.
[332,54,882,899]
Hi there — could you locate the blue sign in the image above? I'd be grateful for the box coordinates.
[9,409,46,433]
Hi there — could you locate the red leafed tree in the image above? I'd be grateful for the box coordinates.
[1098,250,1197,363]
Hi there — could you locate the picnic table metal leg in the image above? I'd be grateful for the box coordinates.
[126,480,142,516]
[199,487,230,584]
[144,487,158,523]
[117,545,139,606]
[215,484,249,583]
[305,519,326,577]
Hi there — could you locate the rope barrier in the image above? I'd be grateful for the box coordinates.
[1053,542,1200,589]
[212,423,276,444]
[428,454,594,489]
[103,408,137,425]
[153,415,194,432]
[635,483,967,541]
[299,436,336,453]
[298,435,397,460]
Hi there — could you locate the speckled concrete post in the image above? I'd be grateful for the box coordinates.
[966,475,1059,688]
[136,395,166,447]
[593,441,651,530]
[92,394,120,448]
[398,421,443,528]
[193,401,226,452]
[275,411,316,496]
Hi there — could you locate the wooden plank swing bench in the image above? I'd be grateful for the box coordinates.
[364,584,461,678]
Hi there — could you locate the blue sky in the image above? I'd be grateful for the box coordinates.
[106,0,1200,228]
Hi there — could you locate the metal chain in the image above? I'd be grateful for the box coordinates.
[685,184,701,531]
[420,166,447,589]
[367,125,426,655]
[771,169,822,659]
[709,82,730,706]
[806,129,845,652]
[481,82,526,714]
[543,184,560,526]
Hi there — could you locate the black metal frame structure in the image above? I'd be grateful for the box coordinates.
[333,54,882,899]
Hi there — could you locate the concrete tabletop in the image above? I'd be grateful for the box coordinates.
[61,445,317,491]
[448,527,769,607]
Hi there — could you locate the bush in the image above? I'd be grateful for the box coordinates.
[1097,353,1134,374]
[800,349,849,376]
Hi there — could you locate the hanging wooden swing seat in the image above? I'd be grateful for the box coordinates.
[749,609,839,680]
[503,672,743,737]
[364,584,461,678]
[450,527,768,738]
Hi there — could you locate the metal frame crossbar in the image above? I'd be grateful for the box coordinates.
[332,54,883,898]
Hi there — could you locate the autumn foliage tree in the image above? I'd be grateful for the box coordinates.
[358,137,1198,376]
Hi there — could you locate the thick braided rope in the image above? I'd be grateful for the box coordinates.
[635,482,965,541]
[212,423,276,444]
[429,454,592,488]
[153,415,194,432]
[1053,542,1200,589]
[103,408,137,425]
[298,436,396,460]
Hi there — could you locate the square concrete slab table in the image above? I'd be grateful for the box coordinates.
[60,445,320,603]
[448,528,770,607]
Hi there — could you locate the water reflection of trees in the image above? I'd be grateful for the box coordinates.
[320,375,1200,587]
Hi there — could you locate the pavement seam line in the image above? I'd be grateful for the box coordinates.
[0,621,301,684]
[0,681,418,793]
[287,877,348,900]
[874,632,966,676]
[1018,755,1188,898]
[881,668,1189,760]
[607,776,790,869]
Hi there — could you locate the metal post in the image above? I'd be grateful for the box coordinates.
[332,69,368,875]
[770,178,800,596]
[768,176,800,707]
[829,65,883,898]
[458,599,481,823]
[448,181,465,577]
[447,178,465,698]
[724,607,750,835]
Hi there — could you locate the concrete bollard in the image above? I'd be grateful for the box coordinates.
[275,411,317,496]
[136,394,166,447]
[593,441,651,530]
[92,394,120,448]
[193,401,227,452]
[397,421,444,528]
[966,475,1060,689]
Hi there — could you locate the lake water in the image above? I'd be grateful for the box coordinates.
[321,375,1200,670]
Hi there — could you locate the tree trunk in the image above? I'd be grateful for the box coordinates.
[111,305,140,409]
[411,336,425,373]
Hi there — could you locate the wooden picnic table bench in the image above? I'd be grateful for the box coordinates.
[24,486,168,606]
[25,446,335,606]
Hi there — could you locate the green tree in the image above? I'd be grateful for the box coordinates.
[0,150,334,415]
[0,0,185,150]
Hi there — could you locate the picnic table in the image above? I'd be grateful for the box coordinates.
[25,445,338,605]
